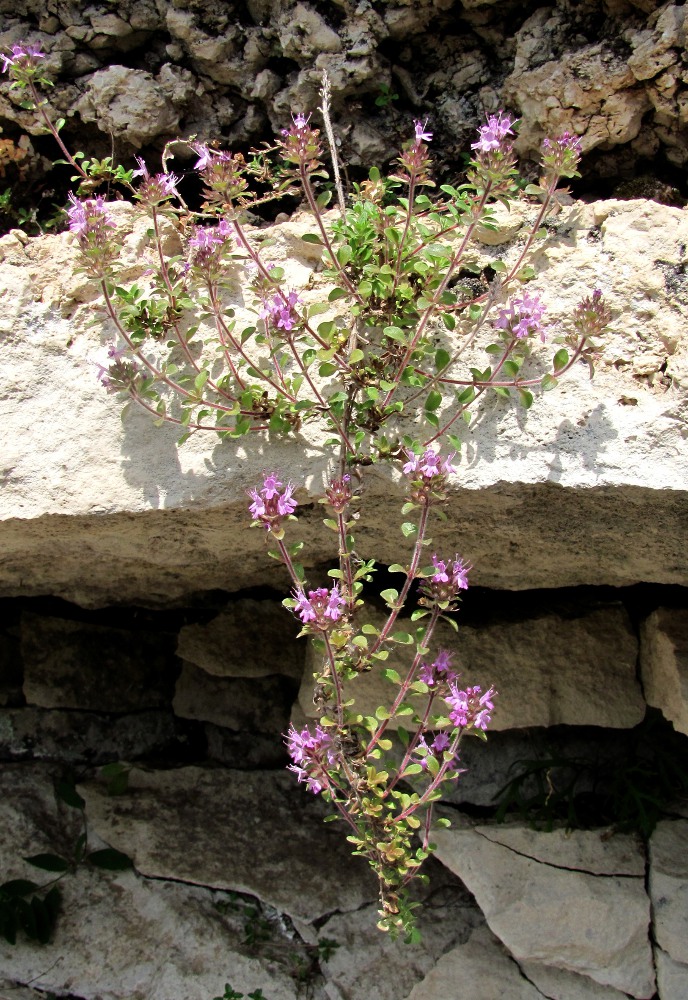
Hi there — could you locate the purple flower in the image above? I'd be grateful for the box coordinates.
[286,723,335,794]
[403,446,457,481]
[541,131,582,179]
[1,42,44,74]
[419,649,458,689]
[414,119,433,144]
[472,111,516,154]
[293,586,346,629]
[446,682,497,731]
[248,473,298,534]
[431,732,451,753]
[495,291,549,342]
[133,158,180,208]
[259,291,301,334]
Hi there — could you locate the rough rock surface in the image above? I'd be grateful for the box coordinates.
[1,2,687,181]
[433,822,655,997]
[0,765,310,1000]
[649,819,688,966]
[173,660,294,732]
[1,199,687,607]
[655,946,688,1000]
[640,608,688,734]
[21,612,176,711]
[177,599,305,679]
[300,603,643,730]
[80,765,375,922]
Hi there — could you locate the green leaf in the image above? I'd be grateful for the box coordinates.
[0,880,39,898]
[435,348,450,371]
[390,631,413,644]
[383,325,405,342]
[349,348,365,364]
[503,359,520,377]
[401,521,417,538]
[23,854,70,873]
[87,848,132,871]
[316,190,332,208]
[518,389,534,409]
[382,668,401,684]
[380,588,399,607]
[541,373,558,391]
[361,623,380,635]
[302,233,323,245]
[55,782,85,810]
[328,286,348,301]
[425,389,442,412]
[553,348,569,372]
[402,763,423,776]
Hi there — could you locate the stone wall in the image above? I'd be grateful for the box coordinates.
[1,4,688,996]
[0,2,687,195]
[0,199,687,996]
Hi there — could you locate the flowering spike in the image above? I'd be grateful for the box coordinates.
[248,474,298,535]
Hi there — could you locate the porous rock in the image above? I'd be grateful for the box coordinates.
[433,822,655,997]
[654,946,688,1000]
[80,765,375,922]
[640,607,688,734]
[1,200,687,607]
[75,64,192,147]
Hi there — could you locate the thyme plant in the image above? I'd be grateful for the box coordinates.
[3,44,611,940]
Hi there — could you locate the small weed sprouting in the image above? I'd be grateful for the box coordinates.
[0,776,132,946]
[493,712,688,837]
[3,43,613,939]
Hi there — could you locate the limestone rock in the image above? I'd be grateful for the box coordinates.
[1,201,687,607]
[177,599,304,679]
[298,604,643,731]
[173,661,294,733]
[655,946,688,1000]
[405,925,543,1000]
[518,960,634,1000]
[648,819,688,965]
[433,823,655,997]
[0,764,305,1000]
[21,613,176,712]
[640,608,688,734]
[75,65,191,147]
[80,765,375,922]
[317,860,483,1000]
[0,707,177,764]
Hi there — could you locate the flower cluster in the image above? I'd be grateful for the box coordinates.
[279,113,322,169]
[66,193,118,277]
[495,291,549,342]
[187,219,233,279]
[446,683,497,731]
[420,554,471,607]
[1,42,47,86]
[248,473,297,535]
[572,288,612,339]
[403,447,456,481]
[541,131,583,180]
[293,586,346,629]
[259,291,301,334]
[402,446,457,505]
[95,344,140,393]
[286,723,336,794]
[324,475,353,515]
[472,111,515,154]
[415,731,461,775]
[395,119,433,182]
[418,649,458,688]
[132,158,179,209]
[192,143,248,207]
